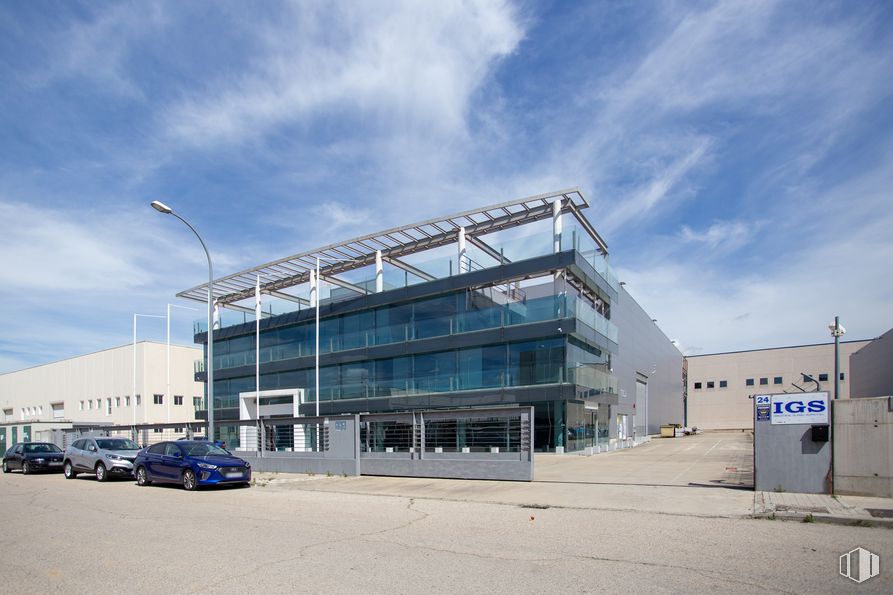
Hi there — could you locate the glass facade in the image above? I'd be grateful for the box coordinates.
[210,289,617,372]
[201,249,620,452]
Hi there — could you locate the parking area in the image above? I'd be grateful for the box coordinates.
[534,430,754,488]
[2,451,891,594]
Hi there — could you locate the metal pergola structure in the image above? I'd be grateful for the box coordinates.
[176,187,608,308]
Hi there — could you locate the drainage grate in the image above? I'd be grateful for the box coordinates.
[866,508,893,518]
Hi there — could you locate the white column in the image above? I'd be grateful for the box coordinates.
[553,197,563,253]
[375,250,383,293]
[309,268,317,307]
[458,227,468,273]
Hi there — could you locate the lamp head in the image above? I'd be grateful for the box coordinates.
[150,200,173,214]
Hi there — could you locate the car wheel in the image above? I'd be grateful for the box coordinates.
[2,461,9,473]
[182,469,197,491]
[22,462,31,475]
[95,462,107,482]
[63,461,77,479]
[136,466,151,486]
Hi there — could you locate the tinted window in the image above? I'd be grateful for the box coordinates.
[759,378,768,385]
[706,381,715,389]
[774,376,782,385]
[693,382,702,389]
[181,443,229,457]
[24,443,61,453]
[72,440,83,450]
[818,373,829,382]
[719,380,728,388]
[745,378,754,386]
[96,438,139,450]
[148,443,166,454]
[164,443,182,457]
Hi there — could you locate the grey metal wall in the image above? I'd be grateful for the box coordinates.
[850,327,893,398]
[754,399,832,494]
[833,396,893,497]
[610,287,684,436]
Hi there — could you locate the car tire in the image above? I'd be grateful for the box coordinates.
[183,469,197,491]
[95,462,107,482]
[63,461,77,479]
[2,461,9,473]
[22,462,31,475]
[136,466,151,486]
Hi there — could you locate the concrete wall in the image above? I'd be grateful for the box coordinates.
[611,287,684,436]
[686,340,870,430]
[850,327,893,398]
[833,396,893,498]
[0,342,203,430]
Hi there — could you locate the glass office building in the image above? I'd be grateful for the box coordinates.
[182,189,680,451]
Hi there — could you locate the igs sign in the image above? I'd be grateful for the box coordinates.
[756,392,829,425]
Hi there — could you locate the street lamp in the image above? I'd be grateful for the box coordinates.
[829,316,846,400]
[151,200,216,441]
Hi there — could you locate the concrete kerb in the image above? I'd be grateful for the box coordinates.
[752,491,893,528]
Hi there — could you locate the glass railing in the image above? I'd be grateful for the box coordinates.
[569,295,619,343]
[566,365,618,395]
[207,292,618,371]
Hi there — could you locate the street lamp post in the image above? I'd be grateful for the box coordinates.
[151,200,216,441]
[829,316,846,400]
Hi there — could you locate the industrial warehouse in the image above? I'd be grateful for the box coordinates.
[177,189,683,452]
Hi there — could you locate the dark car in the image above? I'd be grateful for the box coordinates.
[2,442,64,474]
[132,441,251,491]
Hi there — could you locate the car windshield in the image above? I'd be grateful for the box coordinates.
[182,443,229,457]
[24,443,62,454]
[96,438,140,450]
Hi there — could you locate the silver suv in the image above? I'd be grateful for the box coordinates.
[63,436,141,482]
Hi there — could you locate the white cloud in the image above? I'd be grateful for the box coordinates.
[162,1,522,148]
[679,220,756,253]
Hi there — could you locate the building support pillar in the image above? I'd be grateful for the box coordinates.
[375,250,383,293]
[309,268,317,307]
[458,227,468,273]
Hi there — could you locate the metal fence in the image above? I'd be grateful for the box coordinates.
[56,406,534,481]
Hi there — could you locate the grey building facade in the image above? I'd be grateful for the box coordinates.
[850,327,893,398]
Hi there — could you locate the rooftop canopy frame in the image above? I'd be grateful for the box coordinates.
[176,188,607,307]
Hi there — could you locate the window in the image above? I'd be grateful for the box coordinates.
[51,403,64,419]
[136,395,141,405]
[706,381,715,389]
[125,396,130,407]
[174,395,183,406]
[106,399,112,415]
[87,400,92,410]
[759,378,768,386]
[79,401,84,411]
[719,380,728,388]
[774,377,782,385]
[694,382,702,389]
[153,428,162,433]
[818,373,828,382]
[147,443,165,454]
[115,397,120,408]
[746,378,754,387]
[153,394,163,405]
[193,397,203,410]
[840,372,845,381]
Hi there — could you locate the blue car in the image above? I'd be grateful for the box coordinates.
[133,441,251,490]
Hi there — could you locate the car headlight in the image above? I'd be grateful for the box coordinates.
[105,454,122,461]
[197,462,218,470]
[244,462,250,469]
[33,458,45,464]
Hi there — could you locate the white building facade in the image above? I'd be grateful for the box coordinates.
[0,341,204,449]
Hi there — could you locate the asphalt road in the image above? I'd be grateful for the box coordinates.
[2,466,891,594]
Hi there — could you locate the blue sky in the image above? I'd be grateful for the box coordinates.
[1,0,891,372]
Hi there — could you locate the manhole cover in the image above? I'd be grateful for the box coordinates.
[866,508,893,518]
[775,505,828,514]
